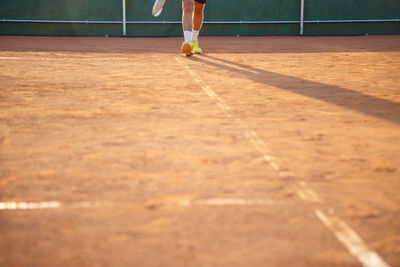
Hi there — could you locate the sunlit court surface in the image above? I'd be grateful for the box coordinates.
[0,35,399,266]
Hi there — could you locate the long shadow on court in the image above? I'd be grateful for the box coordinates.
[188,55,400,125]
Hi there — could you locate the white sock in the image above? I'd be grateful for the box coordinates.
[191,30,199,42]
[184,31,192,43]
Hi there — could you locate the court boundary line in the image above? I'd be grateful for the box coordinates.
[0,198,293,211]
[0,201,112,210]
[0,56,137,61]
[174,55,390,267]
[0,50,142,55]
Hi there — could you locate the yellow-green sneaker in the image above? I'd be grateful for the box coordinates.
[191,40,203,54]
[181,41,193,57]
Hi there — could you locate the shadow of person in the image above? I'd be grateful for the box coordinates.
[188,54,400,125]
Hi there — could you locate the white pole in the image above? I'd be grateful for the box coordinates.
[122,0,127,36]
[300,0,304,35]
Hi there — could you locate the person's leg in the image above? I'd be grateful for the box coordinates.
[191,1,205,53]
[181,0,194,56]
[193,2,205,31]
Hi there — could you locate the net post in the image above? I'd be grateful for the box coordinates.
[122,0,127,36]
[300,0,304,35]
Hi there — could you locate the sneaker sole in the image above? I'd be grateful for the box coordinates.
[182,43,193,57]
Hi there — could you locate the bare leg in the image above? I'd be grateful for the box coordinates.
[181,0,194,55]
[191,1,204,53]
[193,1,205,31]
[182,0,194,32]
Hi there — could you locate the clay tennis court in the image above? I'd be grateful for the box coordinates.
[0,35,399,266]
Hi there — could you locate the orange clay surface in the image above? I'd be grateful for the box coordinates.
[0,35,399,266]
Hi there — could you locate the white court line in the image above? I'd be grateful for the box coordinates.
[243,130,281,172]
[175,55,390,267]
[0,56,133,61]
[0,201,62,210]
[0,201,111,210]
[0,50,117,54]
[176,198,292,207]
[315,209,389,267]
[297,181,322,203]
[0,198,288,211]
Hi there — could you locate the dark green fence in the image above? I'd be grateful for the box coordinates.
[0,0,399,36]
